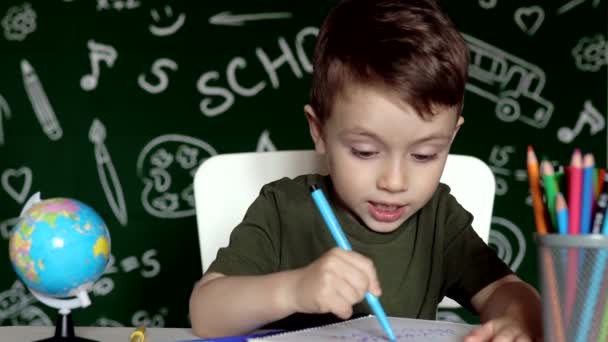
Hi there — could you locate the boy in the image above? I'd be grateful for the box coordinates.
[189,0,542,341]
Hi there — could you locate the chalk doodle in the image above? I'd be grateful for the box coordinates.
[2,3,36,41]
[137,58,178,94]
[21,59,63,140]
[197,26,317,117]
[95,316,123,327]
[149,6,185,37]
[0,217,20,240]
[105,249,161,279]
[256,130,277,152]
[513,6,545,36]
[463,33,554,129]
[1,166,32,204]
[89,119,128,226]
[571,34,607,72]
[487,146,528,196]
[489,216,526,272]
[0,93,10,146]
[80,40,118,91]
[557,0,601,15]
[0,281,51,326]
[478,0,497,9]
[209,11,292,26]
[92,249,161,297]
[137,135,217,218]
[132,307,168,327]
[97,0,141,11]
[558,100,605,143]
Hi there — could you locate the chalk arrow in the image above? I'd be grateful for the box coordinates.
[209,11,292,26]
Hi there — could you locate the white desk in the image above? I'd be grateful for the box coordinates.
[0,326,199,342]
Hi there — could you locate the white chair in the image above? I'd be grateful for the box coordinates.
[193,150,495,309]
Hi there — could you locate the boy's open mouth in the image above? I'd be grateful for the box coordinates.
[368,201,407,222]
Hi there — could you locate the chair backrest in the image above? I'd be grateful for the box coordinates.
[193,150,495,308]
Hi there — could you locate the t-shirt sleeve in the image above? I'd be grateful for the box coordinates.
[205,184,281,276]
[441,191,513,312]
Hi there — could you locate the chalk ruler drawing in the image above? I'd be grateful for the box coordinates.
[463,33,554,129]
[97,0,141,11]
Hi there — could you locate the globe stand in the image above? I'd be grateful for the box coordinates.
[30,289,98,342]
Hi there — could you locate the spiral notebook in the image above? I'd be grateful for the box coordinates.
[247,315,477,341]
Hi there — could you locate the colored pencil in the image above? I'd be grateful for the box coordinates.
[527,146,548,234]
[592,172,608,234]
[580,154,595,234]
[568,149,583,235]
[565,149,583,327]
[542,160,560,230]
[556,193,568,235]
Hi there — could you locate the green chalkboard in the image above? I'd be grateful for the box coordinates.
[0,0,605,328]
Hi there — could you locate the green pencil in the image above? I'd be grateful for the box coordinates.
[541,160,560,231]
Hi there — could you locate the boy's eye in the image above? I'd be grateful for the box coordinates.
[351,148,378,159]
[412,153,437,162]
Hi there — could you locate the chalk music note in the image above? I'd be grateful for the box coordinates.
[557,100,605,143]
[80,40,117,91]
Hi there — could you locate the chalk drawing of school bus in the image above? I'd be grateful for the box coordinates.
[463,33,554,129]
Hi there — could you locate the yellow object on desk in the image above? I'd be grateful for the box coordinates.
[129,326,146,342]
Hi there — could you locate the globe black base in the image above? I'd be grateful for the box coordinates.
[34,312,97,342]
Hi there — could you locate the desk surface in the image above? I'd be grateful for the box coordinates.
[0,326,199,342]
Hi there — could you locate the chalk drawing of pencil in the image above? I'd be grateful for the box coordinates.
[20,59,63,141]
[89,119,128,226]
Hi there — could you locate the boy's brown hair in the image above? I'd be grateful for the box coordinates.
[310,0,469,124]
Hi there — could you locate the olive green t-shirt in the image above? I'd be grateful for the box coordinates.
[206,174,512,329]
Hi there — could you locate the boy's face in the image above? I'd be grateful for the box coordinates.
[305,84,463,233]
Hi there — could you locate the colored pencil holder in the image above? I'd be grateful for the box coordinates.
[536,234,608,342]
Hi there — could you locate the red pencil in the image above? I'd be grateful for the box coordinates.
[568,149,583,235]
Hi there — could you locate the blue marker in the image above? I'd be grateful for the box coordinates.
[310,185,396,342]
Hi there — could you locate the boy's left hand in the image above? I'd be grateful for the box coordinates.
[466,275,543,342]
[464,317,541,342]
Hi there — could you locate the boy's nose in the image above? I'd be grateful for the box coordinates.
[377,160,408,193]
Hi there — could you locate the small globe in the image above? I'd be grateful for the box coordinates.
[8,198,111,298]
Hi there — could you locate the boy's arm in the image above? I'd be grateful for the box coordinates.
[189,271,298,338]
[189,248,381,338]
[465,274,543,341]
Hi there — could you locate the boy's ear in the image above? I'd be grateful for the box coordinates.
[304,104,326,154]
[450,115,464,143]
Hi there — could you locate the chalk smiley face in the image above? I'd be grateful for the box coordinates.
[149,5,186,37]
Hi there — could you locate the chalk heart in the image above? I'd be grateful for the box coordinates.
[514,6,544,36]
[1,167,32,204]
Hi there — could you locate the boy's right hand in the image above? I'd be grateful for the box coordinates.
[288,247,382,319]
